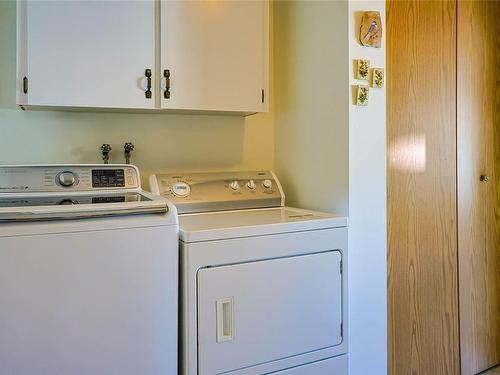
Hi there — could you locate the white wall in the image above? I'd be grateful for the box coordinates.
[0,0,274,188]
[348,1,387,374]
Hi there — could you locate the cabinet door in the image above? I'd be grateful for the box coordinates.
[17,1,156,109]
[197,251,342,375]
[160,0,269,113]
[458,1,500,373]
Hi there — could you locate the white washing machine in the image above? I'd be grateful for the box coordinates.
[0,164,179,375]
[150,171,348,375]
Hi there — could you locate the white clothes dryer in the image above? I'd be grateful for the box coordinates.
[150,171,349,375]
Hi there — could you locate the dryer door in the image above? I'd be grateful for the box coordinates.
[197,250,342,375]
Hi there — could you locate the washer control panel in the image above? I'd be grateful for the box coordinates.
[150,171,283,214]
[0,165,139,193]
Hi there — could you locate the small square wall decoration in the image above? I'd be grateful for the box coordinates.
[356,85,369,106]
[371,68,384,88]
[360,11,382,48]
[356,59,370,80]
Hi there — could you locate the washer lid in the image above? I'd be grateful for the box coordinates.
[179,206,348,242]
[0,191,173,222]
[0,164,172,222]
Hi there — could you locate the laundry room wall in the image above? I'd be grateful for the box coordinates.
[0,0,274,188]
[274,0,387,374]
[273,0,350,216]
[348,1,387,374]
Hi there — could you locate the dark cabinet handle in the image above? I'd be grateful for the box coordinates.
[23,76,28,94]
[163,69,170,99]
[145,69,152,99]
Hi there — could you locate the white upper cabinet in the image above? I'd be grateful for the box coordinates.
[160,0,269,113]
[17,0,269,114]
[17,1,156,109]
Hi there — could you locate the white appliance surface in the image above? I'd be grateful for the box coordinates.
[149,171,349,375]
[197,250,343,375]
[0,165,179,375]
[181,224,348,375]
[0,164,168,221]
[272,354,349,374]
[179,206,347,242]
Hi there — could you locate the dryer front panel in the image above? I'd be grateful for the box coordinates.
[196,250,342,375]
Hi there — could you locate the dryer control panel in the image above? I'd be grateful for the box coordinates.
[149,171,284,214]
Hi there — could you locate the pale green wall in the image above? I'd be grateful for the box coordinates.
[274,0,349,215]
[0,0,274,188]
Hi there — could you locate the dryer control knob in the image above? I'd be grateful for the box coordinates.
[246,180,256,190]
[171,182,191,197]
[262,179,273,189]
[230,180,240,190]
[56,171,77,187]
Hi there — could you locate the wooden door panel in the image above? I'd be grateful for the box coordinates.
[387,1,460,374]
[458,1,500,374]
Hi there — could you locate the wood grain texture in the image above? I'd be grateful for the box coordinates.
[387,1,460,374]
[457,1,500,374]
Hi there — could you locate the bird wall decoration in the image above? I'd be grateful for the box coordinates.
[360,11,382,48]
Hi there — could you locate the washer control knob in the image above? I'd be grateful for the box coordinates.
[230,180,240,190]
[246,180,256,190]
[262,179,273,189]
[171,182,191,197]
[56,171,77,187]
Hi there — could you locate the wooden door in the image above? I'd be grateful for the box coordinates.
[17,0,156,109]
[457,1,500,374]
[160,0,269,113]
[387,1,460,374]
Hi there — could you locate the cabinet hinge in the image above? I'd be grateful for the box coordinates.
[261,89,265,104]
[23,76,28,94]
